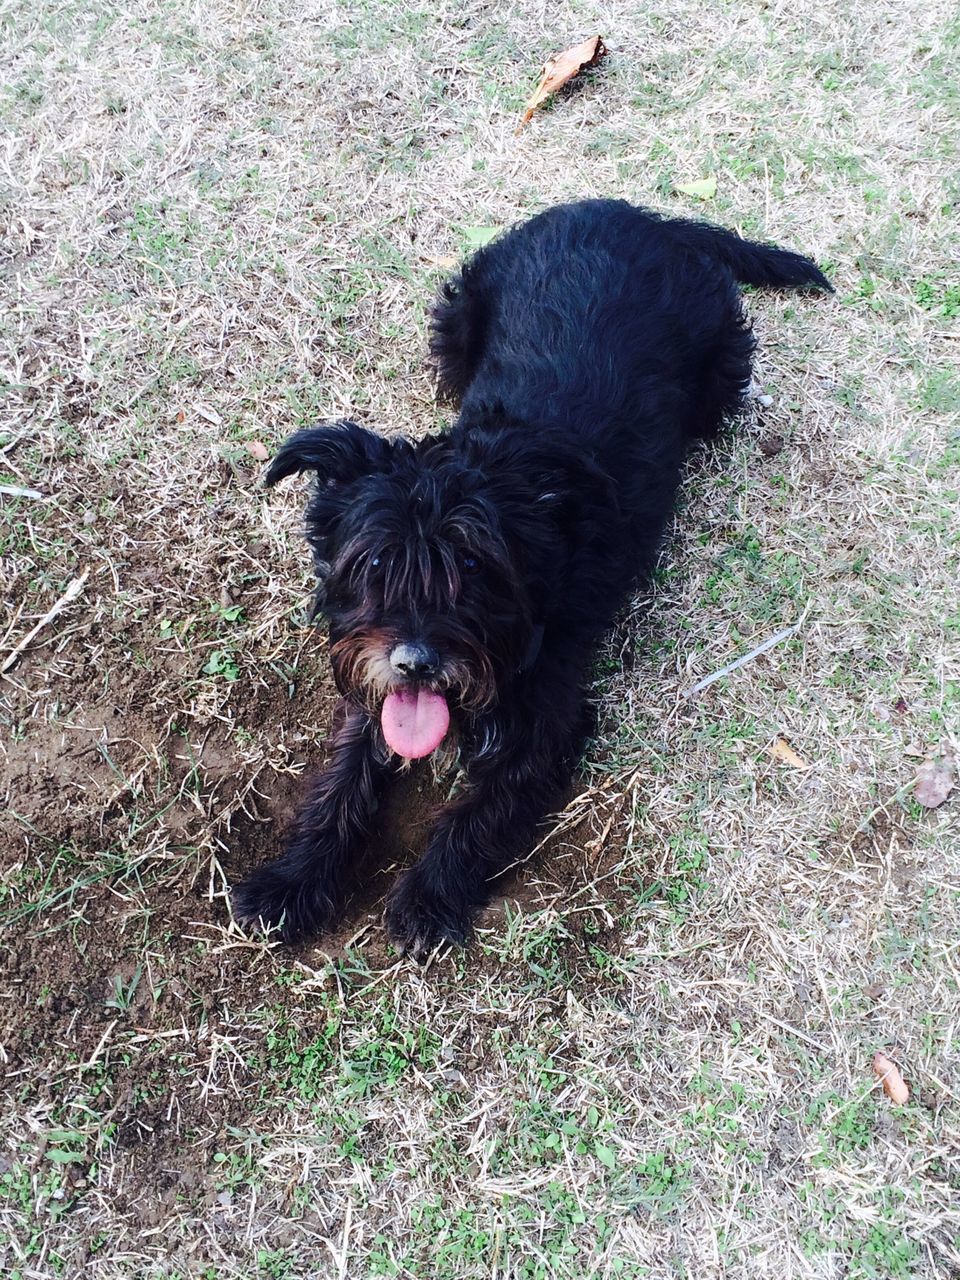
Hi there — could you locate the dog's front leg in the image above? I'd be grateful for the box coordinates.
[232,705,392,942]
[385,715,577,957]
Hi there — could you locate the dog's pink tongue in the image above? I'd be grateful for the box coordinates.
[381,688,450,759]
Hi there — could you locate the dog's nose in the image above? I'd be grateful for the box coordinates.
[389,642,439,679]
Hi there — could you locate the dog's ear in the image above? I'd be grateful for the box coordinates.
[265,421,394,487]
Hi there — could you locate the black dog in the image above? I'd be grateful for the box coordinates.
[233,199,831,956]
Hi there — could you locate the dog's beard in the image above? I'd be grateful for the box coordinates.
[329,628,499,749]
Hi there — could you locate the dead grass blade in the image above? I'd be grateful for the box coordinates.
[2,568,90,673]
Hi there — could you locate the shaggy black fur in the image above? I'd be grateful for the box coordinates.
[232,198,831,957]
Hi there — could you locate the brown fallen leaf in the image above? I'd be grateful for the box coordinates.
[517,35,606,133]
[245,440,270,462]
[767,735,810,770]
[873,1051,909,1105]
[914,750,956,809]
[419,254,458,269]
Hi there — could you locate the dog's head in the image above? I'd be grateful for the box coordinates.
[267,419,612,759]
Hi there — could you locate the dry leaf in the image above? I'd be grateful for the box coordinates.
[517,35,606,132]
[675,175,717,200]
[245,440,270,462]
[873,1051,909,1105]
[196,404,223,426]
[420,254,458,269]
[767,735,810,770]
[914,751,955,809]
[462,226,499,249]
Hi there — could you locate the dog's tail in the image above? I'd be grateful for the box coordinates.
[670,218,833,292]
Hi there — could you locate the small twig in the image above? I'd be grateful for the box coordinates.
[758,1011,831,1055]
[1,568,90,673]
[683,604,810,698]
[119,374,161,412]
[0,430,32,456]
[74,1019,118,1074]
[0,484,45,500]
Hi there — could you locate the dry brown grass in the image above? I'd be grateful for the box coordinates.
[1,1,959,1277]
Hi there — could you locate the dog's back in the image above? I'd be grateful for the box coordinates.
[432,199,831,453]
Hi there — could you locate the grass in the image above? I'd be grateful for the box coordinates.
[1,0,959,1276]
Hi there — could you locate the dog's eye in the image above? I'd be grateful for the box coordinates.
[370,555,381,569]
[460,554,480,575]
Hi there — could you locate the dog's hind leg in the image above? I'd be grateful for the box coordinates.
[688,302,758,440]
[428,266,487,402]
[232,705,393,943]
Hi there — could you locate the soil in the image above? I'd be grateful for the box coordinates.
[1,625,614,1232]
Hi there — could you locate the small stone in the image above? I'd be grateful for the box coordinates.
[442,1068,469,1093]
[757,394,774,408]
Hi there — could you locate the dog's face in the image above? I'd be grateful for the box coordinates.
[268,421,584,758]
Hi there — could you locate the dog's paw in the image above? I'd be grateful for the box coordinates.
[385,869,473,961]
[231,863,338,944]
